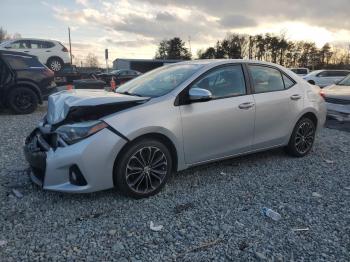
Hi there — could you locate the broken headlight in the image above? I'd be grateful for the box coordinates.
[56,121,108,145]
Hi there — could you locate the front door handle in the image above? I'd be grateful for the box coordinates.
[238,102,255,110]
[290,94,302,100]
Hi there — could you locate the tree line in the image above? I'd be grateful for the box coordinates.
[156,34,350,70]
[0,27,21,42]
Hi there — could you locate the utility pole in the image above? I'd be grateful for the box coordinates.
[188,36,192,55]
[68,27,73,65]
[105,49,109,73]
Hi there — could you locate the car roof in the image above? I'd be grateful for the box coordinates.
[2,38,59,43]
[174,59,290,70]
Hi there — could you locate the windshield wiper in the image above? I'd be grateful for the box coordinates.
[116,91,144,97]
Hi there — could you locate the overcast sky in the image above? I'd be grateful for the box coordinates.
[1,0,349,66]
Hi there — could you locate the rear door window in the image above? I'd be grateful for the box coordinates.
[282,74,295,89]
[30,40,54,49]
[8,40,31,49]
[2,54,44,70]
[333,71,350,77]
[249,65,285,93]
[317,71,330,77]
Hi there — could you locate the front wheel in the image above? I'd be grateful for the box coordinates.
[115,139,173,198]
[286,117,316,157]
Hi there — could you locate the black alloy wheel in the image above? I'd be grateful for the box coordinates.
[286,117,316,157]
[115,139,172,198]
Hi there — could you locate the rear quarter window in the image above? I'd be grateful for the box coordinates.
[3,54,45,70]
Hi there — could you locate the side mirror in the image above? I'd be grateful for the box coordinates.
[189,88,212,102]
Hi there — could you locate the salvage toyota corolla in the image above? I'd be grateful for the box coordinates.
[24,60,327,198]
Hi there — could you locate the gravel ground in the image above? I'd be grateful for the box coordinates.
[0,106,349,261]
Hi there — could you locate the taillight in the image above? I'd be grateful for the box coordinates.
[62,47,68,52]
[320,90,326,99]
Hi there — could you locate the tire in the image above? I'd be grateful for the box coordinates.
[8,87,38,114]
[115,139,173,199]
[47,57,63,72]
[285,117,316,157]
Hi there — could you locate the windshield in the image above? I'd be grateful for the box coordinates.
[116,64,202,97]
[338,74,350,86]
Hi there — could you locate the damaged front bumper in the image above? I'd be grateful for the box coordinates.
[24,126,127,193]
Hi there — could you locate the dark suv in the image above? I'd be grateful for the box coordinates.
[0,51,56,114]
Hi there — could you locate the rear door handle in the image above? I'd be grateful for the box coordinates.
[238,102,255,110]
[290,94,302,100]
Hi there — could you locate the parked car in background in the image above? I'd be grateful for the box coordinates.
[303,69,350,87]
[24,60,326,198]
[54,64,81,85]
[321,74,350,122]
[97,69,141,86]
[0,38,70,72]
[55,78,106,91]
[290,68,309,76]
[0,51,56,114]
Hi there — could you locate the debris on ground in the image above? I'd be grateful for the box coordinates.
[235,221,244,227]
[108,229,117,236]
[312,192,322,198]
[324,159,335,164]
[255,252,267,260]
[11,189,23,198]
[177,238,223,258]
[292,228,310,232]
[238,241,249,251]
[149,221,163,232]
[174,202,194,214]
[220,171,226,175]
[0,240,7,247]
[261,207,281,221]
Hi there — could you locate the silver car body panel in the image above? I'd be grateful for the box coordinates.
[43,128,127,193]
[27,60,327,193]
[323,84,350,121]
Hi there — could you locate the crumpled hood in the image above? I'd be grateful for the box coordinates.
[47,89,148,125]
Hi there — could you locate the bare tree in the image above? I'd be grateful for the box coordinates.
[0,27,9,42]
[85,53,99,68]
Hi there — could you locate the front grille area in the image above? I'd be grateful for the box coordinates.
[325,97,350,105]
[31,167,45,184]
[24,129,49,185]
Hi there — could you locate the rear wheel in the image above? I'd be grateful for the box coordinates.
[286,117,316,157]
[47,57,63,72]
[115,139,172,198]
[8,87,38,114]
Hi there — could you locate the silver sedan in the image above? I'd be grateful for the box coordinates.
[24,60,327,198]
